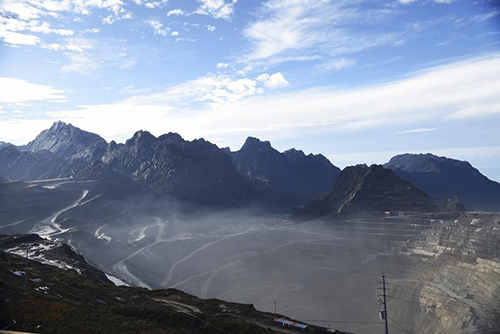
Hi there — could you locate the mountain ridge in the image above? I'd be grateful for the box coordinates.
[227,136,341,206]
[300,164,465,218]
[385,153,500,211]
[1,121,499,211]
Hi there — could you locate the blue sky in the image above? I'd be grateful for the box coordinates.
[1,0,500,180]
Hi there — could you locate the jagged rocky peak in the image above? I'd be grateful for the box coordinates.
[284,148,306,157]
[103,131,255,206]
[229,136,341,205]
[127,130,156,144]
[26,121,107,160]
[241,136,273,151]
[300,164,460,218]
[385,153,500,211]
[158,132,183,143]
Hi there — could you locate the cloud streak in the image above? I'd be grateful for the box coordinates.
[395,127,441,134]
[1,53,497,148]
[0,77,66,104]
[242,0,403,65]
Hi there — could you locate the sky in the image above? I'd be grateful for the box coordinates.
[1,0,500,181]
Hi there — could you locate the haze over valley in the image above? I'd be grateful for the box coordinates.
[1,0,500,333]
[1,122,500,333]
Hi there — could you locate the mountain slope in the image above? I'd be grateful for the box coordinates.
[228,137,340,206]
[0,180,80,233]
[103,131,256,205]
[300,164,463,218]
[0,235,346,334]
[0,144,62,181]
[385,153,500,211]
[1,123,255,206]
[26,121,107,160]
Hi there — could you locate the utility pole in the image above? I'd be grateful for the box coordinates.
[24,244,29,295]
[381,275,389,334]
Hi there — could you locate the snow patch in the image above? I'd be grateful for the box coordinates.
[105,274,130,287]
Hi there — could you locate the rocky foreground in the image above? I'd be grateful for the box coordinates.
[0,235,349,334]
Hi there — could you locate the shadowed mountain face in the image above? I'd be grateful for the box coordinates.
[300,164,464,218]
[227,137,340,206]
[102,131,256,205]
[0,145,61,181]
[385,153,500,212]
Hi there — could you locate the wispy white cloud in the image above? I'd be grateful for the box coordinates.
[0,77,65,104]
[471,10,500,23]
[60,38,137,74]
[256,73,289,88]
[120,71,289,108]
[0,29,40,45]
[167,9,189,17]
[146,20,169,36]
[395,127,441,134]
[195,0,238,20]
[166,1,237,20]
[133,0,169,9]
[0,0,132,22]
[319,58,356,71]
[242,0,403,64]
[435,41,450,47]
[0,16,73,46]
[84,28,100,34]
[13,54,496,148]
[0,0,131,48]
[397,0,453,4]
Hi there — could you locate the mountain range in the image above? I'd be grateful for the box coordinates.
[0,122,341,208]
[0,121,499,212]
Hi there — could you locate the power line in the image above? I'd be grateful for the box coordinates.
[381,275,389,334]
